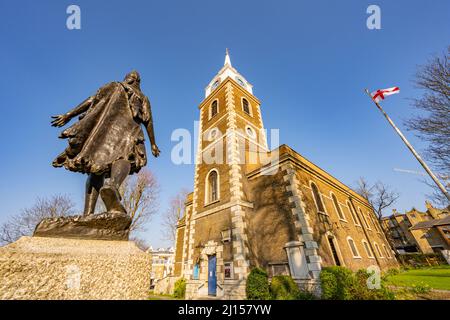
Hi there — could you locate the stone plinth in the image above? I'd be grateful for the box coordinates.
[0,236,151,300]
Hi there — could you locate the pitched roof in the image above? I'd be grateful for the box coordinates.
[410,215,450,230]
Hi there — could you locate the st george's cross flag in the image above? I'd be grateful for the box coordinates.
[371,87,400,103]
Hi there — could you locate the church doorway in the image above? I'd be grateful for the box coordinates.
[208,255,217,296]
[328,236,341,266]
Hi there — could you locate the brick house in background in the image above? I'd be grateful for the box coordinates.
[381,201,450,255]
[173,51,398,299]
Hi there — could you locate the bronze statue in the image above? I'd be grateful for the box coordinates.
[50,71,160,216]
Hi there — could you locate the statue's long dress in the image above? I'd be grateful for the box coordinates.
[53,82,150,176]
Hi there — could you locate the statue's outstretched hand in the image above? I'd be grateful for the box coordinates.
[151,144,161,157]
[51,114,70,127]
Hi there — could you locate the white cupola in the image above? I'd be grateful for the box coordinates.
[205,49,253,98]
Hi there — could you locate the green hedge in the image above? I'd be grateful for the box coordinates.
[246,268,271,300]
[173,278,186,299]
[270,275,315,300]
[270,275,299,300]
[320,266,394,300]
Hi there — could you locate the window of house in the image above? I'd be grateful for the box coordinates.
[374,242,384,258]
[331,193,346,220]
[242,98,251,115]
[347,237,361,258]
[347,201,360,226]
[224,262,233,279]
[210,100,218,119]
[362,240,374,258]
[206,169,219,204]
[311,182,325,213]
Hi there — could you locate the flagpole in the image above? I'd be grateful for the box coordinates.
[364,88,450,202]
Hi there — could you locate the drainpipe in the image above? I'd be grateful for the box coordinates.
[348,196,381,268]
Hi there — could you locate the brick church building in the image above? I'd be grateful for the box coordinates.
[173,51,398,299]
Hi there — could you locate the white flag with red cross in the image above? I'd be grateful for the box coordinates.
[371,87,400,103]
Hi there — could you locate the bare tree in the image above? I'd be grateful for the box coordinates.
[130,236,150,251]
[0,194,75,245]
[161,189,189,242]
[405,46,450,206]
[122,169,160,234]
[355,177,399,221]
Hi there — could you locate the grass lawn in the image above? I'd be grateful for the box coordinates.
[387,266,450,291]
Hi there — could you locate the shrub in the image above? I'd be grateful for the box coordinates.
[173,278,186,299]
[354,269,395,300]
[409,282,431,294]
[320,266,395,300]
[320,266,356,300]
[295,290,316,300]
[385,268,400,277]
[246,267,271,300]
[270,275,300,300]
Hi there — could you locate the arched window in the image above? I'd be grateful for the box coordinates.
[347,237,360,258]
[210,100,218,119]
[359,208,370,229]
[311,182,325,213]
[362,240,374,258]
[347,201,360,226]
[365,212,373,229]
[331,193,345,220]
[242,98,250,115]
[383,244,391,258]
[370,213,381,232]
[206,169,219,204]
[374,242,383,258]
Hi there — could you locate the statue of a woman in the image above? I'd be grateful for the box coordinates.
[51,71,160,215]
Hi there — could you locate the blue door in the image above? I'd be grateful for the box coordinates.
[208,255,217,296]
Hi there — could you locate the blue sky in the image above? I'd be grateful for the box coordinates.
[0,0,449,248]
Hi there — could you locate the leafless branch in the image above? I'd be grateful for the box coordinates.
[405,46,450,205]
[161,189,189,242]
[354,177,399,221]
[0,194,75,245]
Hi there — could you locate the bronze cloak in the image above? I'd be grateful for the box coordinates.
[53,81,150,176]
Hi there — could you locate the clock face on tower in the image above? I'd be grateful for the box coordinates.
[236,77,246,87]
[212,80,220,90]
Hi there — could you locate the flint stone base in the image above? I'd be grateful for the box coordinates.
[33,212,132,241]
[0,236,151,300]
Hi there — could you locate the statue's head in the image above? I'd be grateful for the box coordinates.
[123,70,141,85]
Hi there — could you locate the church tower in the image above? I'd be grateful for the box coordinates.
[183,50,268,299]
[174,50,399,300]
